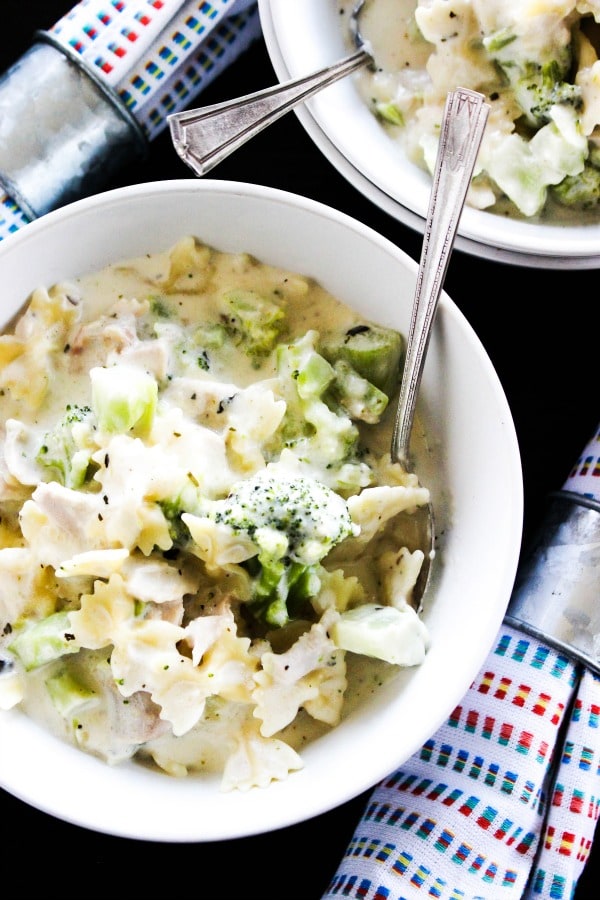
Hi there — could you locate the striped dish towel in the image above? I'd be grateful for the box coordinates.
[322,422,600,900]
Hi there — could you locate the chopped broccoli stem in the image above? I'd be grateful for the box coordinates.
[9,611,80,671]
[327,359,389,424]
[374,102,405,126]
[91,365,158,434]
[46,667,97,716]
[319,323,404,395]
[193,322,228,350]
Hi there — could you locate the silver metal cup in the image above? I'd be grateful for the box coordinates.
[506,490,600,673]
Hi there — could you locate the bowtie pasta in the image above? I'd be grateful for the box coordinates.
[0,237,430,791]
[343,0,600,219]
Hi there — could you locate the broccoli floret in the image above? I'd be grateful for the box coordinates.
[213,470,359,627]
[515,60,581,126]
[551,162,600,209]
[484,29,581,128]
[36,403,95,489]
[221,290,286,364]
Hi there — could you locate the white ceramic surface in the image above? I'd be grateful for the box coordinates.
[259,0,600,269]
[0,180,523,841]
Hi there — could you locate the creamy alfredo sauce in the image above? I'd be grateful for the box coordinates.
[0,238,430,790]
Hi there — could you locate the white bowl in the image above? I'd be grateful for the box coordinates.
[259,0,600,269]
[0,179,522,841]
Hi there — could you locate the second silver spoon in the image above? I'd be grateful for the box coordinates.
[168,0,372,175]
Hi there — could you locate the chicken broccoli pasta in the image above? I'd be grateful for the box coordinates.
[0,236,430,791]
[343,0,600,219]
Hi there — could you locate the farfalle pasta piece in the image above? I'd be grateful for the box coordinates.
[183,513,257,572]
[109,617,211,735]
[221,719,303,792]
[160,235,212,293]
[302,651,347,726]
[90,435,182,553]
[253,610,347,736]
[19,482,105,568]
[310,567,364,616]
[3,419,45,486]
[223,384,286,472]
[0,547,56,624]
[149,406,235,498]
[0,286,82,411]
[69,574,136,650]
[56,548,130,580]
[346,483,430,543]
[378,547,425,610]
[15,284,81,343]
[149,664,215,737]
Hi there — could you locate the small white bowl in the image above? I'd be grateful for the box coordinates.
[0,180,522,841]
[259,0,600,269]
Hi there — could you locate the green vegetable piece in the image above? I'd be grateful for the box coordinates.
[330,603,428,666]
[296,352,336,400]
[9,611,79,671]
[90,365,158,434]
[552,163,600,209]
[319,323,404,395]
[328,359,389,424]
[36,403,94,489]
[46,668,97,716]
[194,322,228,350]
[223,289,285,359]
[374,102,405,127]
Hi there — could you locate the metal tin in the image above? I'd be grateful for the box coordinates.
[505,490,600,673]
[0,33,147,220]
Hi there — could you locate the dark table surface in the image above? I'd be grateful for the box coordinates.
[2,3,599,897]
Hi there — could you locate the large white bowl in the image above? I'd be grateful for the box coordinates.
[259,0,600,269]
[0,180,523,841]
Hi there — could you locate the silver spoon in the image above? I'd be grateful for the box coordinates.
[168,0,373,175]
[393,87,489,610]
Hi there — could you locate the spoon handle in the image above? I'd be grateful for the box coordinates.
[391,87,490,469]
[167,47,370,176]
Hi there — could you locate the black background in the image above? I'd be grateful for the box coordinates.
[1,3,599,897]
